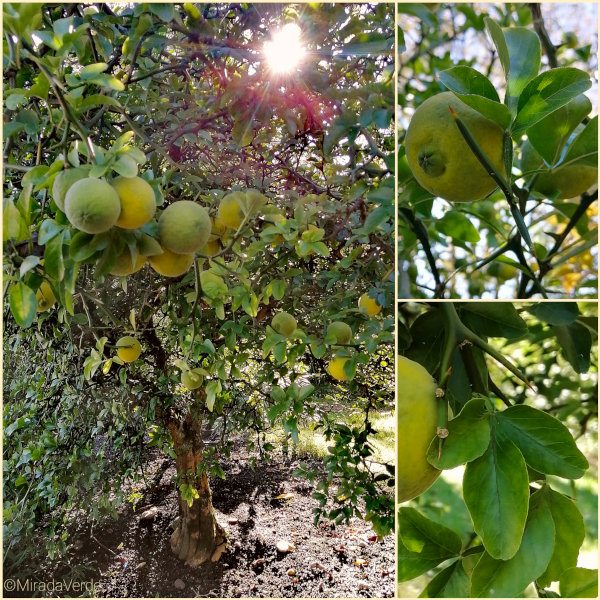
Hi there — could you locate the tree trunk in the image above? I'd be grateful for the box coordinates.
[168,395,226,566]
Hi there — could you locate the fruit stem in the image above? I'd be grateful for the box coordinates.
[441,303,533,390]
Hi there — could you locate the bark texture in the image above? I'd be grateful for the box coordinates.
[168,394,226,566]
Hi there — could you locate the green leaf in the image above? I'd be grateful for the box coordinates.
[399,507,462,556]
[525,95,592,166]
[512,68,592,135]
[470,489,555,597]
[69,231,104,261]
[205,380,220,412]
[79,94,122,111]
[427,398,490,470]
[453,94,512,130]
[497,405,588,479]
[419,559,470,598]
[44,231,66,281]
[9,282,37,328]
[437,211,480,244]
[484,18,509,84]
[3,198,28,241]
[562,116,598,169]
[38,219,64,245]
[19,255,40,278]
[463,435,529,560]
[504,27,541,113]
[553,321,592,374]
[559,568,598,598]
[527,302,579,326]
[112,155,138,177]
[460,302,528,339]
[537,487,585,587]
[397,510,461,582]
[439,67,499,102]
[270,279,285,301]
[200,271,228,299]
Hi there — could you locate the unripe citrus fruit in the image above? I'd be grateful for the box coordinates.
[218,192,245,229]
[520,139,598,200]
[181,368,204,390]
[110,248,147,276]
[271,311,297,337]
[148,246,194,277]
[36,281,56,312]
[116,336,141,362]
[158,200,211,254]
[327,321,352,345]
[112,176,156,230]
[328,354,350,381]
[358,293,382,316]
[397,355,440,502]
[52,167,90,212]
[405,92,506,202]
[64,178,121,233]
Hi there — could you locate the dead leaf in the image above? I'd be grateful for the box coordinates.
[274,492,295,500]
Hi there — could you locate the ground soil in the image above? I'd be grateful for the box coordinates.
[13,441,394,598]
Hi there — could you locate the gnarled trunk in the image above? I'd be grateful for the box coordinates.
[168,396,226,566]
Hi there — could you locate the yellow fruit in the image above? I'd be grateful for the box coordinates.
[112,176,156,230]
[199,236,221,257]
[358,293,382,316]
[488,261,518,282]
[328,354,350,381]
[271,311,297,337]
[181,368,204,390]
[158,200,211,254]
[405,92,506,202]
[116,336,141,362]
[36,281,56,312]
[110,248,147,276]
[64,178,121,233]
[218,192,245,229]
[51,167,90,212]
[397,355,441,502]
[520,139,598,200]
[148,246,194,277]
[327,321,352,345]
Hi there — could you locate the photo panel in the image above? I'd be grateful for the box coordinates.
[397,3,598,300]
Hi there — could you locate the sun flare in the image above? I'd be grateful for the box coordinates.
[264,23,306,74]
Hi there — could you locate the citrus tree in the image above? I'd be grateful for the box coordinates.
[3,2,395,569]
[397,301,598,597]
[398,4,598,299]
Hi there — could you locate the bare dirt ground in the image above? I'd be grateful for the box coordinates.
[10,442,394,598]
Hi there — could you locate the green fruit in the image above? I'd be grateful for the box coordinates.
[405,92,506,202]
[327,321,352,345]
[181,368,204,390]
[520,140,598,200]
[52,167,90,212]
[397,355,440,502]
[158,200,211,254]
[110,248,146,276]
[271,311,297,337]
[64,178,121,234]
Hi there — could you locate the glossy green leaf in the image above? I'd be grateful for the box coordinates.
[437,211,480,244]
[559,568,598,598]
[553,321,592,374]
[484,18,509,83]
[527,302,579,326]
[562,116,598,168]
[497,405,588,479]
[537,487,585,587]
[471,490,555,597]
[428,398,490,469]
[453,94,512,129]
[44,230,65,281]
[460,302,528,339]
[504,27,541,113]
[9,282,37,328]
[439,67,499,102]
[397,509,462,582]
[512,68,592,135]
[525,95,591,166]
[419,559,470,598]
[463,435,529,560]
